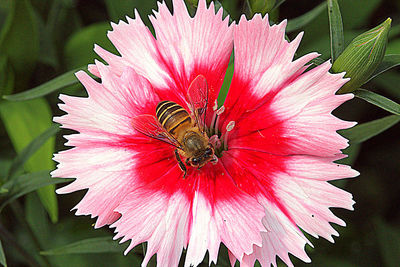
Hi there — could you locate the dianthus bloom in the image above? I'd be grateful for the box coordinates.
[52,0,359,266]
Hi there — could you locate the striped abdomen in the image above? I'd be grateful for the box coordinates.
[156,101,192,138]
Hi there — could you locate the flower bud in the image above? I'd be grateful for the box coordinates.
[249,0,276,15]
[332,18,391,94]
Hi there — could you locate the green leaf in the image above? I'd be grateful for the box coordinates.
[0,188,8,194]
[270,0,286,12]
[248,0,276,15]
[0,171,70,211]
[354,89,400,115]
[310,57,325,66]
[0,55,14,97]
[0,98,58,222]
[104,0,135,22]
[36,7,58,68]
[286,2,327,32]
[337,143,361,165]
[40,237,126,255]
[0,0,39,90]
[3,67,85,101]
[327,0,344,62]
[7,125,60,179]
[333,18,392,93]
[218,64,234,107]
[374,218,400,267]
[214,1,232,22]
[340,115,400,144]
[64,22,117,69]
[365,54,400,83]
[0,239,6,267]
[373,72,400,99]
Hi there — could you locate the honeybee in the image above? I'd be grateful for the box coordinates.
[132,75,216,178]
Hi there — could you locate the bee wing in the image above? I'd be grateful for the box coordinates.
[132,114,182,148]
[187,74,208,133]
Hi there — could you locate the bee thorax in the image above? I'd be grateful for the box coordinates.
[182,131,207,155]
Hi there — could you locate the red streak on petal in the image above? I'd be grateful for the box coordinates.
[221,66,306,133]
[221,149,295,225]
[153,45,229,125]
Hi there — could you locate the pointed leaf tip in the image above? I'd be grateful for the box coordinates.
[332,18,392,94]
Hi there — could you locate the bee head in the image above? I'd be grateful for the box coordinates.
[188,146,215,168]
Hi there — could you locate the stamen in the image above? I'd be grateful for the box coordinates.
[214,105,225,135]
[211,154,218,165]
[223,121,235,150]
[210,100,219,135]
[209,134,221,149]
[213,100,218,111]
[216,105,225,116]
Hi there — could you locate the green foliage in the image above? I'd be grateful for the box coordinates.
[64,22,117,69]
[0,171,68,212]
[0,0,39,90]
[0,240,6,267]
[336,143,361,166]
[332,18,391,93]
[218,63,234,106]
[286,2,326,33]
[0,98,58,222]
[0,55,14,97]
[327,0,344,62]
[3,66,87,101]
[340,0,382,29]
[40,237,128,255]
[105,0,136,22]
[374,218,400,267]
[354,89,400,115]
[7,125,60,179]
[248,0,276,15]
[366,54,400,83]
[340,115,400,144]
[0,0,400,266]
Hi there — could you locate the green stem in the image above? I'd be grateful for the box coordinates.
[0,223,40,267]
[10,202,51,267]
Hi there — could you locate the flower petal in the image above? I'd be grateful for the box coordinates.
[222,14,318,123]
[52,145,135,227]
[273,156,359,241]
[55,65,158,136]
[112,188,190,267]
[149,0,233,106]
[225,62,354,157]
[97,0,233,111]
[106,10,171,89]
[185,192,220,267]
[242,202,312,267]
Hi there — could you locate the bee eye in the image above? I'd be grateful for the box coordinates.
[192,158,200,164]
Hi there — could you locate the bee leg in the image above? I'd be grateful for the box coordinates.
[175,149,187,178]
[211,155,218,165]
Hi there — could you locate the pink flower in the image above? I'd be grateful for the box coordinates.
[52,0,359,266]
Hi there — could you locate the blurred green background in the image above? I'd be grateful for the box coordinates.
[0,0,399,266]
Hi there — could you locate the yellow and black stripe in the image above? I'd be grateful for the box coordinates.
[156,101,191,136]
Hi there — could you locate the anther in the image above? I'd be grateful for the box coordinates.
[223,121,235,150]
[216,105,225,116]
[213,100,218,111]
[226,121,235,132]
[214,105,225,135]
